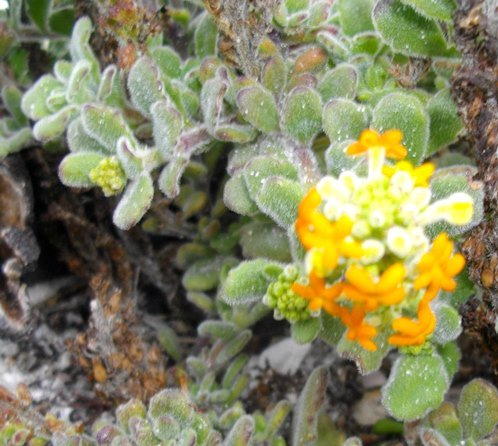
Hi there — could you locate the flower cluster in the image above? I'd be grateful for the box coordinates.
[263,266,312,323]
[286,129,472,351]
[89,156,127,197]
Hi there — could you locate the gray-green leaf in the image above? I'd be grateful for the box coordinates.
[112,172,154,230]
[372,92,429,164]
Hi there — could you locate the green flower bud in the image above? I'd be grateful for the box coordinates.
[263,266,310,323]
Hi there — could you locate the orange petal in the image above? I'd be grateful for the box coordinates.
[347,141,367,156]
[292,283,315,300]
[345,265,376,293]
[378,263,406,293]
[445,254,465,276]
[359,129,380,146]
[379,288,405,306]
[379,129,403,145]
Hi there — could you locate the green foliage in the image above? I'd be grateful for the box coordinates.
[371,92,429,163]
[291,366,329,445]
[0,1,486,440]
[282,87,323,143]
[372,0,457,57]
[417,379,498,445]
[237,85,280,133]
[382,354,449,420]
[426,89,463,155]
[458,379,498,440]
[221,259,279,305]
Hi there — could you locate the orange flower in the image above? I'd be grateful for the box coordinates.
[343,263,406,311]
[338,305,378,351]
[414,233,465,301]
[383,161,435,187]
[295,188,363,273]
[292,272,343,315]
[388,297,436,346]
[347,129,408,159]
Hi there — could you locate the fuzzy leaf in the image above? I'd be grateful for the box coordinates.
[215,330,252,369]
[291,317,321,344]
[112,172,154,230]
[128,57,167,117]
[319,313,346,346]
[351,32,383,55]
[201,73,228,131]
[194,13,218,59]
[0,128,33,160]
[21,75,64,120]
[282,87,323,143]
[318,64,358,102]
[426,402,463,446]
[418,428,451,446]
[458,379,498,440]
[221,259,277,305]
[215,124,258,143]
[373,0,456,57]
[255,177,303,229]
[157,158,189,199]
[223,416,254,446]
[151,101,183,159]
[439,269,475,307]
[263,400,292,440]
[223,173,259,216]
[240,221,292,262]
[437,342,460,380]
[198,320,239,341]
[68,17,100,82]
[151,46,182,79]
[33,105,78,142]
[325,140,364,177]
[182,256,238,292]
[243,155,298,199]
[53,60,73,82]
[148,389,193,423]
[372,92,429,164]
[432,303,462,345]
[382,354,449,421]
[67,118,108,154]
[261,55,287,97]
[317,30,350,60]
[195,13,218,58]
[323,98,370,143]
[65,60,94,104]
[237,85,279,133]
[337,332,391,375]
[81,104,135,152]
[97,65,117,102]
[337,0,375,36]
[400,0,456,21]
[2,85,27,126]
[58,151,105,188]
[116,137,144,179]
[427,88,463,155]
[116,400,147,433]
[291,366,328,446]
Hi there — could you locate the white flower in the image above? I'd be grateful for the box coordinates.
[387,226,413,258]
[419,192,474,225]
[361,239,385,264]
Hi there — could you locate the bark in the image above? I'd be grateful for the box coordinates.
[453,0,498,372]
